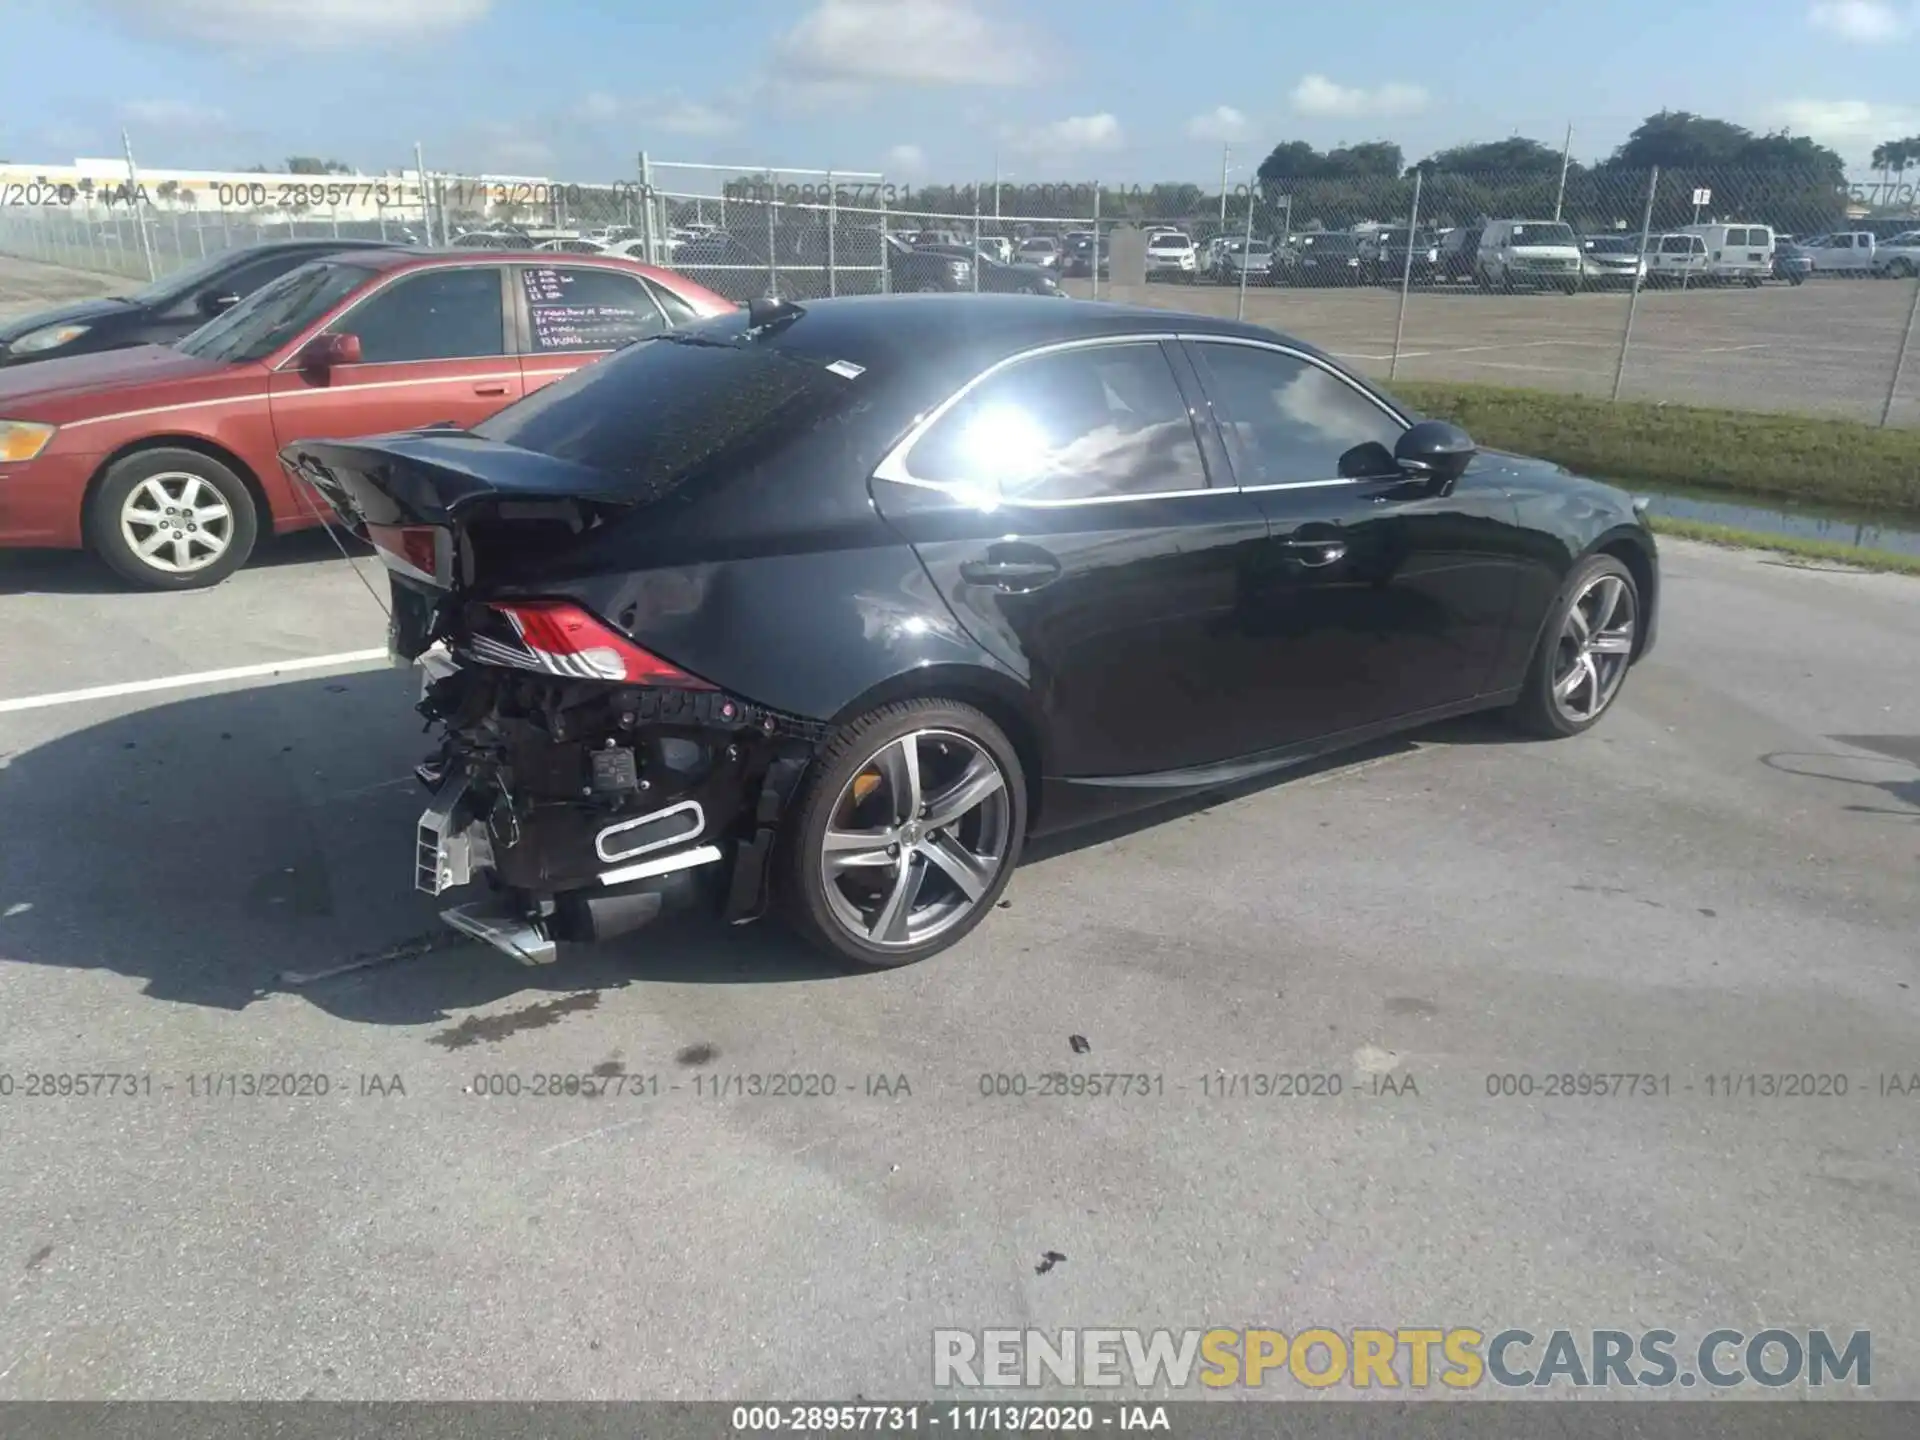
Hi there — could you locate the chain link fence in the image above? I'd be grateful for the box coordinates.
[4,148,1917,426]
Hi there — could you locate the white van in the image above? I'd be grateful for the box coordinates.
[1677,223,1774,285]
[1475,219,1584,292]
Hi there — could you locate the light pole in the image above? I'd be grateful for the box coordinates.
[1218,142,1231,232]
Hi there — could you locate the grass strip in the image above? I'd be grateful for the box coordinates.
[1391,381,1920,515]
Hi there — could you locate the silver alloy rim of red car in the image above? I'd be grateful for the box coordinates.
[119,472,234,575]
[819,728,1014,951]
[1551,572,1637,724]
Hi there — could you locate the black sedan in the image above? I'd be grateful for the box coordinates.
[291,295,1659,970]
[0,239,404,367]
[917,244,1063,294]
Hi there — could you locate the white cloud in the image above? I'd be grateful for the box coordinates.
[575,91,623,123]
[96,0,490,48]
[1773,99,1920,163]
[1009,113,1124,154]
[469,123,554,173]
[1290,75,1428,119]
[773,0,1041,87]
[1807,0,1913,40]
[886,143,929,177]
[1185,106,1250,143]
[650,99,740,136]
[573,92,740,135]
[121,98,227,130]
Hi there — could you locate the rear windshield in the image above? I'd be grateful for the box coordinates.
[1303,234,1358,251]
[1151,234,1193,246]
[471,319,863,499]
[1586,237,1636,254]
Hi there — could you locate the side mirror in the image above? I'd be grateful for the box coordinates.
[199,289,241,316]
[1394,419,1476,489]
[298,332,362,369]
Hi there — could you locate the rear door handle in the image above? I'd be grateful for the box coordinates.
[473,382,510,396]
[959,555,1062,591]
[1278,537,1347,566]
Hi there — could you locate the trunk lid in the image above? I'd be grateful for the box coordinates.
[285,431,648,659]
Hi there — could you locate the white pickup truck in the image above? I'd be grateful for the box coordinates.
[1798,231,1920,278]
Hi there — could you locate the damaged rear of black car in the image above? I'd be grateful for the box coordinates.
[286,298,1035,968]
[288,293,1659,971]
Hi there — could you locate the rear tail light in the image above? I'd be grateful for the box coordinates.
[479,599,716,688]
[366,522,453,588]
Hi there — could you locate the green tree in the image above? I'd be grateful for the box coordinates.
[1256,140,1328,184]
[1324,141,1404,176]
[155,179,179,207]
[285,156,353,175]
[1610,110,1752,169]
[1420,137,1564,173]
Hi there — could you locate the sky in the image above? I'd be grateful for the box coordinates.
[6,0,1920,188]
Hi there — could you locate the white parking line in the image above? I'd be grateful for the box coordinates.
[0,649,389,715]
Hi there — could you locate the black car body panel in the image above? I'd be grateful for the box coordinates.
[289,293,1658,949]
[0,239,404,366]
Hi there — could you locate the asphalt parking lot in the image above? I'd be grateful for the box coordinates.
[1075,273,1920,425]
[1,250,1918,1401]
[2,527,1918,1399]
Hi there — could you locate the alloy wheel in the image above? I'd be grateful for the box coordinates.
[119,472,234,575]
[818,729,1014,952]
[1550,571,1636,724]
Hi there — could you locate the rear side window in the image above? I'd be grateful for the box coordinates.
[1724,228,1749,247]
[472,321,861,499]
[520,266,667,353]
[903,341,1207,503]
[344,267,506,362]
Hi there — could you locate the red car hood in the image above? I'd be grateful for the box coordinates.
[0,344,237,419]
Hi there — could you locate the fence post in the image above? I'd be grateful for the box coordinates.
[1390,169,1424,380]
[766,172,779,298]
[1612,166,1660,403]
[637,153,654,266]
[414,142,432,246]
[880,191,892,294]
[827,169,838,297]
[971,185,981,292]
[1091,182,1101,300]
[1236,183,1254,322]
[1881,276,1920,427]
[121,129,156,280]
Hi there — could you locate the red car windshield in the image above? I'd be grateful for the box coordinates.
[175,260,375,365]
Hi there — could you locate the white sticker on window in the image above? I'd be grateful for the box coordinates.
[825,359,865,379]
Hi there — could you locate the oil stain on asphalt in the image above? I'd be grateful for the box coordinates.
[427,991,601,1050]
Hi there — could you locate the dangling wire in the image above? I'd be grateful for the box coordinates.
[286,463,391,619]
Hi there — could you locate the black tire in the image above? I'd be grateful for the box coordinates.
[778,697,1027,968]
[1509,554,1640,740]
[86,447,259,591]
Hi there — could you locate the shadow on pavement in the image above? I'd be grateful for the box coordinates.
[0,529,364,597]
[0,669,860,1027]
[0,666,1533,1024]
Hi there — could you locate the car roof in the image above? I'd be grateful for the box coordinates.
[738,293,1336,379]
[235,238,403,253]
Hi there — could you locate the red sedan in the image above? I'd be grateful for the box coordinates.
[0,250,732,588]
